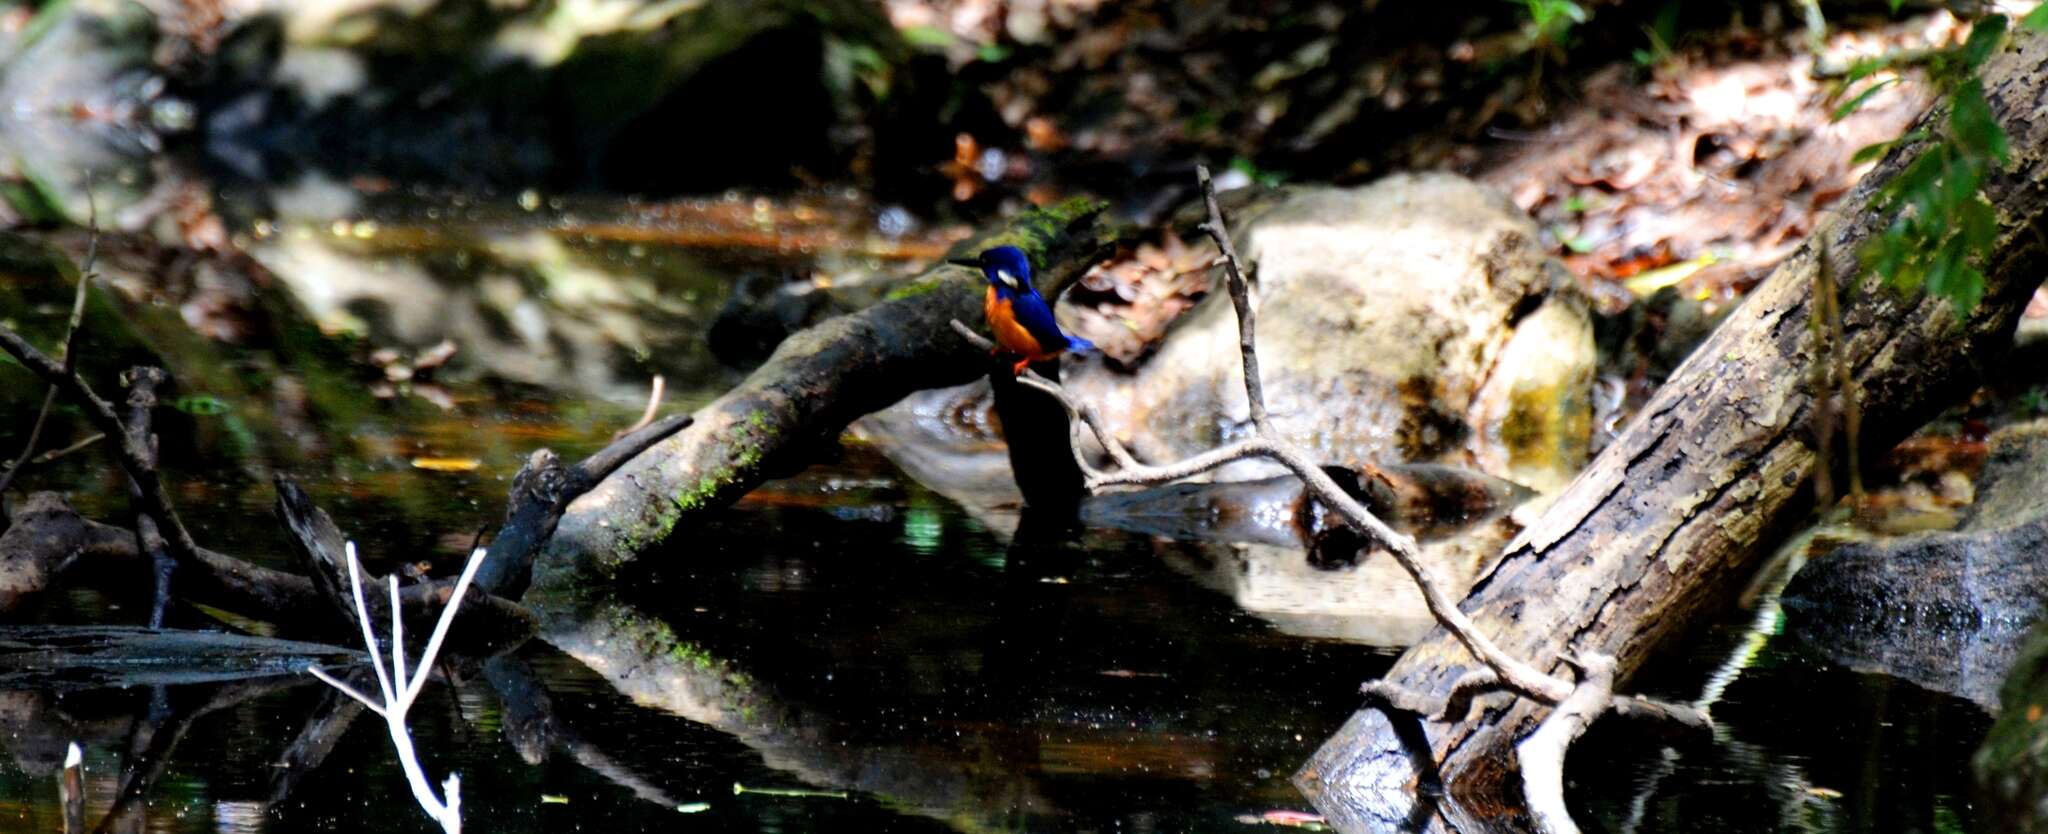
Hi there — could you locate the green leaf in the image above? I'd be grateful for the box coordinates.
[1963,14,2008,70]
[1940,154,1984,212]
[1832,78,1897,122]
[1551,224,1596,253]
[1960,197,1999,251]
[1950,265,1986,316]
[1924,235,1963,299]
[172,395,230,416]
[1875,142,1941,203]
[1839,57,1881,87]
[900,25,957,49]
[1850,140,1893,166]
[2025,3,2048,31]
[1864,226,1908,287]
[1950,79,2009,163]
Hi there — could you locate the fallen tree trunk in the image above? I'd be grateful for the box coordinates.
[534,198,1119,586]
[1299,33,2048,831]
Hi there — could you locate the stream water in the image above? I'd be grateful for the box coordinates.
[0,185,1992,834]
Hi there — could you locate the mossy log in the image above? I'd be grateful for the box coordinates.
[1299,34,2048,831]
[535,198,1120,586]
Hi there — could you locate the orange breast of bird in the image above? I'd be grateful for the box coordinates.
[985,286,1047,358]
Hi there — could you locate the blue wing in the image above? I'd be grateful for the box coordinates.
[1008,290,1090,353]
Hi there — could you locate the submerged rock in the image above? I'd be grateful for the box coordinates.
[1785,421,2048,711]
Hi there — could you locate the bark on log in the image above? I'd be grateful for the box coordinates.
[1299,33,2048,831]
[535,198,1119,585]
[474,412,692,597]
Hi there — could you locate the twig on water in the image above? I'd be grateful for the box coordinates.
[306,542,484,834]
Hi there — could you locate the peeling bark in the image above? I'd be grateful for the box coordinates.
[1300,34,2048,831]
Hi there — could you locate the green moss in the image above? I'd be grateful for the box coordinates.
[885,197,1110,302]
[671,409,776,512]
[884,275,952,301]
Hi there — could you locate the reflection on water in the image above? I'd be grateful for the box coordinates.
[0,189,2001,833]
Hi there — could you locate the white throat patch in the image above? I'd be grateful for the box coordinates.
[996,269,1022,290]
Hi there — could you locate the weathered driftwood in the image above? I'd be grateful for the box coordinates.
[1299,33,2048,831]
[536,199,1120,586]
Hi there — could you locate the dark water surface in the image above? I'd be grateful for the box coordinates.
[0,192,1994,833]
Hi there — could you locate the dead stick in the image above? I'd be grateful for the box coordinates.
[122,367,175,628]
[1518,654,1616,834]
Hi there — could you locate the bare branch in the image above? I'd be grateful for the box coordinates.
[1518,654,1615,834]
[0,328,205,581]
[307,542,483,834]
[1365,668,1510,723]
[1196,165,1270,432]
[121,367,175,628]
[613,375,666,440]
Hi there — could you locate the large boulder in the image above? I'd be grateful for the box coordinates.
[1062,172,1595,495]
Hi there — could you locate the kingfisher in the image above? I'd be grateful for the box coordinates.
[949,245,1095,376]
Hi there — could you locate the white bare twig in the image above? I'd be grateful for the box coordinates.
[1518,654,1616,834]
[306,542,486,834]
[60,741,83,834]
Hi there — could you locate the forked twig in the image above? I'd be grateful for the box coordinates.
[305,542,484,834]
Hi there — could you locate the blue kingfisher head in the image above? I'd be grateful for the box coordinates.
[948,245,1035,295]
